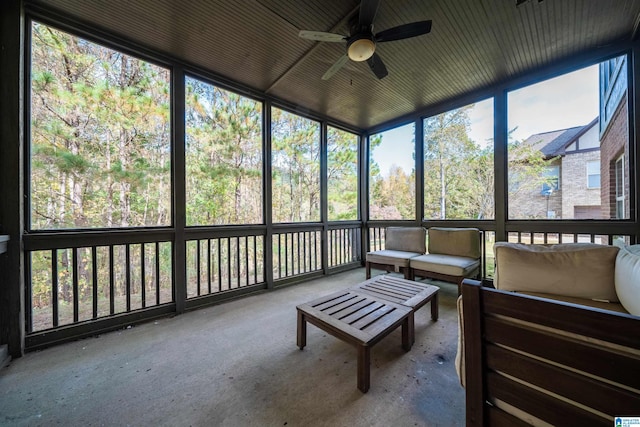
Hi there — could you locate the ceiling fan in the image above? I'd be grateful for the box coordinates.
[298,0,432,80]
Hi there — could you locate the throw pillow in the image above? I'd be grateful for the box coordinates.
[615,244,640,316]
[494,242,619,302]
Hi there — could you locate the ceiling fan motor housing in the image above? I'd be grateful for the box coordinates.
[347,35,376,61]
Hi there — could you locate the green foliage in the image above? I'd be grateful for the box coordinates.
[423,105,482,219]
[327,127,359,221]
[271,108,321,223]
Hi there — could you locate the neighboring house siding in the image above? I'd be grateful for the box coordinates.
[600,96,629,219]
[509,158,562,219]
[561,150,601,219]
[509,118,601,220]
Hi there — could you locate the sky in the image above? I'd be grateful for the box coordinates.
[373,64,600,175]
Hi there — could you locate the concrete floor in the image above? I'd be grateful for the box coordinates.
[0,269,465,427]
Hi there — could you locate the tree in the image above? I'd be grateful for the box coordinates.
[185,78,263,225]
[327,127,359,221]
[30,22,171,313]
[368,131,415,220]
[423,105,477,219]
[271,108,320,223]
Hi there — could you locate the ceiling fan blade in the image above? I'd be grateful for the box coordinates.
[299,30,347,43]
[358,0,381,29]
[375,20,432,42]
[367,53,388,79]
[322,54,349,80]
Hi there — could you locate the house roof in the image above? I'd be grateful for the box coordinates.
[521,117,599,158]
[25,0,640,131]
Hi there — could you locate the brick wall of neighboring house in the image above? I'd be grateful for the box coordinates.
[600,94,629,219]
[509,158,562,219]
[561,150,601,219]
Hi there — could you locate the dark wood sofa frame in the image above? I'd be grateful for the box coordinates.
[461,279,640,426]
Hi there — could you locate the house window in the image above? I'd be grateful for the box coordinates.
[541,165,560,195]
[586,160,600,188]
[615,155,625,219]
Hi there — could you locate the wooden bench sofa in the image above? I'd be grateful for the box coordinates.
[461,280,640,426]
[458,241,640,425]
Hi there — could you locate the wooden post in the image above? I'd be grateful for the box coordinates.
[462,279,485,427]
[0,0,25,358]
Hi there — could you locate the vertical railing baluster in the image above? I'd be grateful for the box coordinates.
[236,237,240,288]
[155,241,160,306]
[334,229,338,266]
[253,236,258,285]
[140,243,146,308]
[196,239,201,296]
[125,244,131,312]
[342,229,347,265]
[315,231,319,270]
[244,236,248,287]
[310,231,315,271]
[285,233,289,277]
[345,228,350,263]
[52,250,59,328]
[306,231,309,272]
[92,246,98,319]
[217,238,222,292]
[372,228,376,251]
[373,228,378,251]
[227,237,232,289]
[277,234,282,279]
[337,229,340,265]
[328,230,332,267]
[109,245,115,315]
[72,248,79,322]
[207,239,212,294]
[297,232,301,274]
[336,229,340,265]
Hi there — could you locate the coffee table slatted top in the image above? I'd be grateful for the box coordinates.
[298,290,412,345]
[350,275,439,309]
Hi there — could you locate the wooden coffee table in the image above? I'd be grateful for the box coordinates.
[350,275,439,345]
[297,289,413,393]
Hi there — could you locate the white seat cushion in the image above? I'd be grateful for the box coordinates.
[366,250,422,268]
[410,253,479,277]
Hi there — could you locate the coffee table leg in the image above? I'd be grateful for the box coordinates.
[402,316,412,351]
[297,310,307,350]
[431,293,439,321]
[405,314,415,347]
[357,345,370,393]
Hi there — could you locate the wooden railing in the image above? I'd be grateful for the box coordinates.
[22,222,364,348]
[186,235,264,298]
[24,230,174,338]
[22,221,635,349]
[272,229,322,280]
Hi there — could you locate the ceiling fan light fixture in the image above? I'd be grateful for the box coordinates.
[347,37,375,61]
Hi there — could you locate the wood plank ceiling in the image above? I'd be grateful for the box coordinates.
[27,0,640,131]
